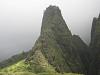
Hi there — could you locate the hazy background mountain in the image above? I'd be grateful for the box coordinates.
[0,0,100,62]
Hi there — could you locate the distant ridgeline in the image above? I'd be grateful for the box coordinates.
[0,51,29,68]
[0,6,100,75]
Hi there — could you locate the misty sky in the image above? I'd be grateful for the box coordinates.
[0,0,100,61]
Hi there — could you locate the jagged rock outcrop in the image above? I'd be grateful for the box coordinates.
[26,5,88,73]
[88,14,100,75]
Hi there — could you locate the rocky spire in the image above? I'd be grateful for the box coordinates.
[26,5,83,73]
[89,13,100,75]
[41,5,70,34]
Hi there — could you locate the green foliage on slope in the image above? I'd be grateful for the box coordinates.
[0,72,83,75]
[0,58,55,73]
[0,60,83,75]
[0,51,29,69]
[0,60,31,72]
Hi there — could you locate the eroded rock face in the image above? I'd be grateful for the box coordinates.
[26,5,85,73]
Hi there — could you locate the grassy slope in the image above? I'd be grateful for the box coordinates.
[0,72,83,75]
[0,60,83,75]
[0,60,55,73]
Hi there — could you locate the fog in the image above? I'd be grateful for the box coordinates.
[0,0,100,62]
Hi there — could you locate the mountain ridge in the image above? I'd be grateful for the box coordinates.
[25,5,88,74]
[0,5,100,75]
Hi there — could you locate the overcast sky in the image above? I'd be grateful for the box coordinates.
[0,0,100,61]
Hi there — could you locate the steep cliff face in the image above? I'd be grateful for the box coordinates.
[26,6,83,73]
[72,35,90,74]
[89,14,100,75]
[90,15,100,49]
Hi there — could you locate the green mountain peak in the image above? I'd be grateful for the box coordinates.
[26,6,87,74]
